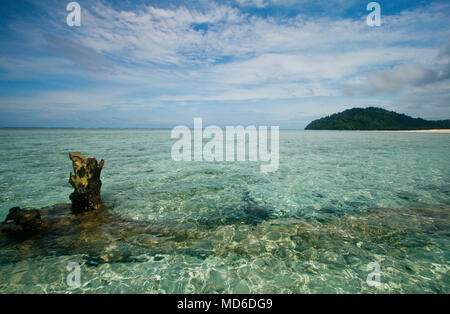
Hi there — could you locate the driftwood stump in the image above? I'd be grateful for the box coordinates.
[69,152,105,213]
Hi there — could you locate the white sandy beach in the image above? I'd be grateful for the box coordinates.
[369,129,450,133]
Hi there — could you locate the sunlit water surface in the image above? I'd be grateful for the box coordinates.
[0,129,448,293]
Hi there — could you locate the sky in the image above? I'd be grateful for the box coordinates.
[0,0,449,128]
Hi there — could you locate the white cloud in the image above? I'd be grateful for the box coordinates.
[69,2,449,68]
[1,0,450,125]
[366,64,439,93]
[0,89,162,112]
[343,41,450,96]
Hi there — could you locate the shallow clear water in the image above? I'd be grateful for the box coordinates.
[0,129,448,293]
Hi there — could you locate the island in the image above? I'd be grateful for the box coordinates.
[305,107,450,131]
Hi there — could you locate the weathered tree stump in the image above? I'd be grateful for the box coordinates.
[69,152,105,213]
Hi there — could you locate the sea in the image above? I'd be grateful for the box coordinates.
[0,128,448,293]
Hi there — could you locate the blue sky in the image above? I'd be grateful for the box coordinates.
[0,0,449,128]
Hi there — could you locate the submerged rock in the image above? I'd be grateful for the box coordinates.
[1,207,45,233]
[69,152,105,213]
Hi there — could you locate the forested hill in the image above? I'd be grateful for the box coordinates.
[305,107,450,130]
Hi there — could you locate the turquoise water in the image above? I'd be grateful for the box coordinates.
[0,129,448,293]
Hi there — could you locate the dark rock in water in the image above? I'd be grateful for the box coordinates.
[0,203,211,265]
[69,152,105,213]
[196,191,274,227]
[242,191,273,224]
[1,207,45,233]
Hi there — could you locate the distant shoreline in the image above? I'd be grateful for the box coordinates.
[367,129,450,133]
[1,127,450,132]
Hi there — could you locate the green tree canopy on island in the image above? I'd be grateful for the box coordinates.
[305,107,450,130]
